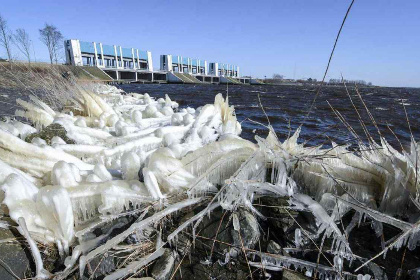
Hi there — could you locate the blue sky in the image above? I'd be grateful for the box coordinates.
[1,0,419,87]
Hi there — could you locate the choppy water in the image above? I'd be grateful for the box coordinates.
[119,84,420,149]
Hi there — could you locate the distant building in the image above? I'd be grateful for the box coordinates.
[160,54,239,78]
[209,62,239,78]
[64,39,243,83]
[160,55,208,75]
[65,39,153,71]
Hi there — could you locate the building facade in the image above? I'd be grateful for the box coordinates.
[64,39,242,82]
[160,55,208,75]
[209,62,239,78]
[65,39,153,72]
[161,54,239,78]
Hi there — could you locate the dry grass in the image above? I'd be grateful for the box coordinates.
[0,61,107,114]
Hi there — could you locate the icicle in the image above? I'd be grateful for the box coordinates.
[104,248,164,280]
[167,202,220,242]
[290,194,352,254]
[17,217,52,279]
[250,251,356,278]
[79,198,202,276]
[143,168,164,199]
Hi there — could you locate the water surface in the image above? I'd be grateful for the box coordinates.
[119,84,420,149]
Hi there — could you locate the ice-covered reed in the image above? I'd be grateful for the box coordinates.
[0,77,419,279]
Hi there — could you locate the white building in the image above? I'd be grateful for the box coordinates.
[65,39,155,80]
[64,39,242,82]
[160,55,208,75]
[161,55,239,78]
[209,62,239,78]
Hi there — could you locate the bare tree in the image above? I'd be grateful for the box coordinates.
[272,73,284,80]
[14,28,31,64]
[39,23,63,64]
[0,14,13,62]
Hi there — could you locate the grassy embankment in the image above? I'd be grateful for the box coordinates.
[0,61,111,117]
[0,61,112,88]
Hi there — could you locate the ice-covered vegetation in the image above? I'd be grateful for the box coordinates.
[0,81,419,279]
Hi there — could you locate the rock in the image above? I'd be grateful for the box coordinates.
[125,232,141,244]
[25,123,75,145]
[171,209,233,256]
[366,261,388,280]
[394,268,404,280]
[257,196,297,232]
[282,270,310,279]
[131,278,155,280]
[197,208,233,253]
[181,259,248,280]
[266,240,291,257]
[0,227,32,279]
[267,240,282,254]
[151,249,177,280]
[173,233,192,256]
[84,253,115,279]
[167,211,193,255]
[408,267,420,280]
[231,209,260,249]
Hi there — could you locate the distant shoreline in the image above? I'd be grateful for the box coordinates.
[0,62,414,89]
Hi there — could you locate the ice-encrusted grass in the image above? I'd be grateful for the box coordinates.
[0,65,419,279]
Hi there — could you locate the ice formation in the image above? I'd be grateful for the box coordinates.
[1,84,419,279]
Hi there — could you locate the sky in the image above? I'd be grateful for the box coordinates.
[1,0,419,87]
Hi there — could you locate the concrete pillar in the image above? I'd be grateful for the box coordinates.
[171,55,175,72]
[131,48,135,69]
[66,40,83,66]
[204,60,208,75]
[131,48,137,69]
[76,39,82,66]
[64,40,71,65]
[147,51,153,71]
[188,58,192,74]
[119,46,123,69]
[100,43,104,67]
[194,59,197,74]
[168,55,173,71]
[136,49,140,69]
[113,45,118,68]
[93,42,98,67]
[160,55,164,71]
[160,55,172,72]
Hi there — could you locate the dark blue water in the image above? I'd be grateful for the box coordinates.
[119,84,420,150]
